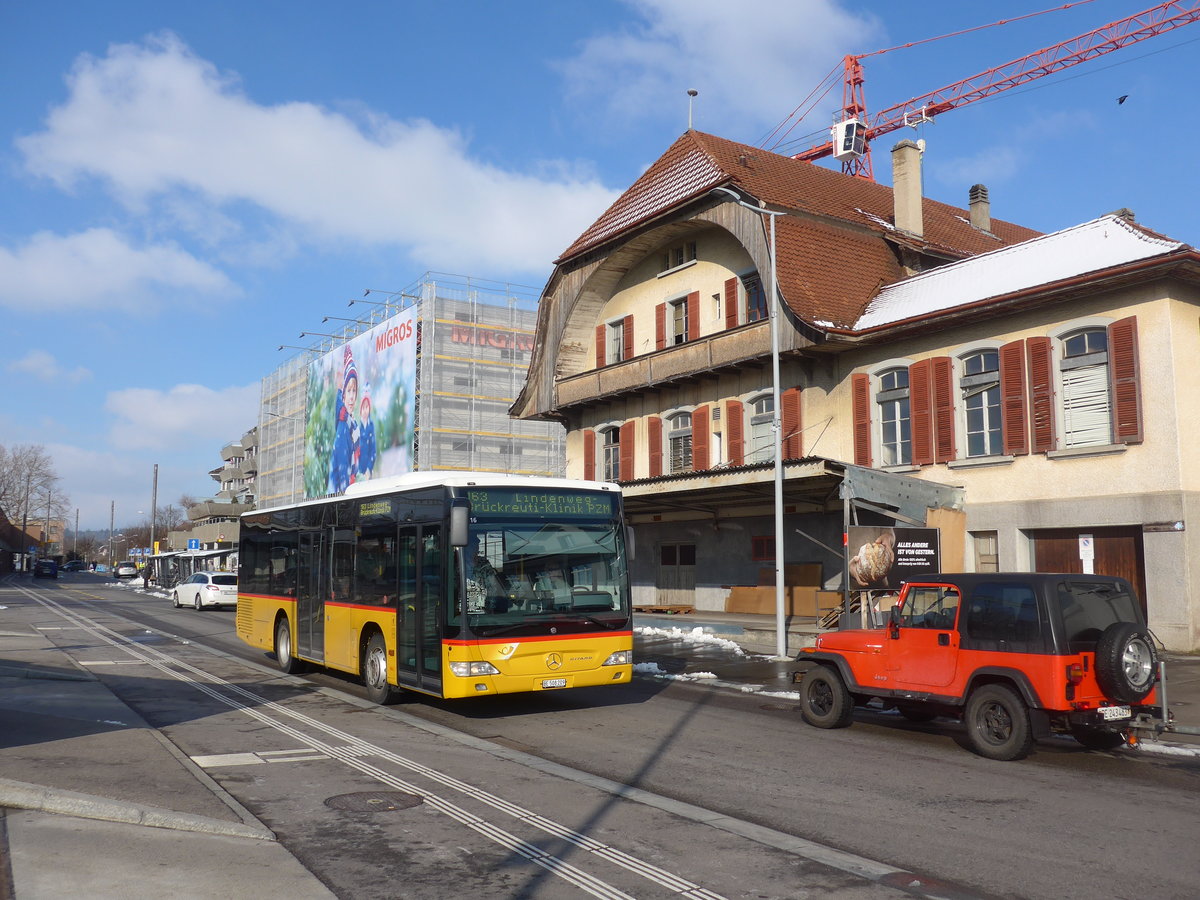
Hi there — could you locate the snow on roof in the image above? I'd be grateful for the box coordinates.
[854,214,1184,331]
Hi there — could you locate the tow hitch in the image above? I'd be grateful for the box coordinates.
[1131,661,1200,741]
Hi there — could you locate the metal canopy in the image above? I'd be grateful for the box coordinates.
[620,456,962,524]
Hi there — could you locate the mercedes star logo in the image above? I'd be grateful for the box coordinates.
[546,652,563,671]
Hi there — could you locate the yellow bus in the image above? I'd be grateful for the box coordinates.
[236,472,633,702]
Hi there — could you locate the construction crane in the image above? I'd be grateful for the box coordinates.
[791,1,1200,180]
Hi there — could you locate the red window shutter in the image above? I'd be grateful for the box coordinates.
[726,400,744,467]
[583,429,596,481]
[852,373,872,467]
[782,387,803,458]
[910,359,933,466]
[932,356,956,463]
[648,416,663,477]
[724,278,739,330]
[618,421,635,481]
[655,303,666,351]
[687,291,700,342]
[1109,316,1143,444]
[692,405,710,471]
[1027,337,1055,453]
[622,315,634,361]
[999,340,1029,456]
[595,325,606,369]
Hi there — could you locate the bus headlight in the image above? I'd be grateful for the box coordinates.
[602,651,631,666]
[449,661,500,677]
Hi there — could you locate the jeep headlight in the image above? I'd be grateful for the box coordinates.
[602,650,631,666]
[449,661,500,677]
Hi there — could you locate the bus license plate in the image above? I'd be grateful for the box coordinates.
[541,678,567,689]
[1100,705,1131,721]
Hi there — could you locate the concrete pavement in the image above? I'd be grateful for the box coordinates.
[2,574,1198,899]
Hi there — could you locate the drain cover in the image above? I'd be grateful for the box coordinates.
[324,791,423,812]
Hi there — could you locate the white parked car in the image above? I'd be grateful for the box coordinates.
[172,572,238,610]
[114,561,139,578]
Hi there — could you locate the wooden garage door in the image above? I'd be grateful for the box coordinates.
[1030,526,1147,615]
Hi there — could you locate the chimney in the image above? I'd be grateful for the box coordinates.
[891,140,923,238]
[969,184,991,232]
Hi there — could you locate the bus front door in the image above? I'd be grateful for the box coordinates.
[395,524,443,695]
[296,531,326,662]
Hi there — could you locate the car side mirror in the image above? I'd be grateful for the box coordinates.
[888,605,902,639]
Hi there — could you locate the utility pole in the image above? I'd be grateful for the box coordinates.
[74,508,79,558]
[108,501,114,570]
[150,464,158,553]
[44,488,52,559]
[19,471,36,571]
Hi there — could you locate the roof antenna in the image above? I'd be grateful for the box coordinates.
[687,89,698,130]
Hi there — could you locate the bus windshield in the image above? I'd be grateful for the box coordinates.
[452,519,630,638]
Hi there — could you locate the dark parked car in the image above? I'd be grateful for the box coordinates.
[60,560,86,572]
[33,559,58,579]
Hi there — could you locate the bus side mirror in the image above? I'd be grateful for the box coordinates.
[625,525,636,561]
[449,500,469,547]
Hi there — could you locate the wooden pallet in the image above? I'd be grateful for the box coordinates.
[632,604,694,615]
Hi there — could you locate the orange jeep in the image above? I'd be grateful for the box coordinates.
[795,573,1166,760]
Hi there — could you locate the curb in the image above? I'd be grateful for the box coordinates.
[0,663,94,682]
[0,777,276,841]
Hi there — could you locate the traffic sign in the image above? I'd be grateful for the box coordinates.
[188,539,200,550]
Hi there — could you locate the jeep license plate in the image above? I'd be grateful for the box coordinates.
[1100,705,1131,721]
[541,678,567,689]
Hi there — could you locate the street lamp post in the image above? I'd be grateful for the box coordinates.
[710,186,788,658]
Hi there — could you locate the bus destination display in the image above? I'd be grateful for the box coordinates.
[467,489,615,518]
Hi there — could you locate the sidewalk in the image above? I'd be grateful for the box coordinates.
[0,578,335,898]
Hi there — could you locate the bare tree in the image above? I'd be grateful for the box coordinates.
[0,444,69,561]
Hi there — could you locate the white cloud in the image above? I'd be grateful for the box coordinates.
[105,381,259,451]
[7,349,92,382]
[18,33,617,274]
[556,0,881,139]
[0,228,234,311]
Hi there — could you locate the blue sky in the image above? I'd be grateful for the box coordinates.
[3,0,1196,530]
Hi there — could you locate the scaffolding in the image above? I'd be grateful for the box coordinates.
[256,272,564,510]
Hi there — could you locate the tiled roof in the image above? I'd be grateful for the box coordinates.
[556,131,1042,328]
[855,214,1186,331]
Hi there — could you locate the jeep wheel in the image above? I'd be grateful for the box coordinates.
[1071,726,1126,751]
[1095,622,1157,704]
[965,684,1033,761]
[798,666,854,729]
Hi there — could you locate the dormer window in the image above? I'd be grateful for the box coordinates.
[660,241,697,273]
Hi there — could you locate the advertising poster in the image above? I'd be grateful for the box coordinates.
[303,312,417,498]
[846,526,941,590]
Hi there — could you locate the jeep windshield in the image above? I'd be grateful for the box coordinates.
[1057,579,1142,652]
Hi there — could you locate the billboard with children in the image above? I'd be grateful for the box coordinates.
[303,311,418,498]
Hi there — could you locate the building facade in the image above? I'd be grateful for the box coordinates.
[513,131,1200,651]
[256,273,565,510]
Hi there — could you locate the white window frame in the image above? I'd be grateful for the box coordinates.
[667,296,689,346]
[958,346,1002,458]
[667,411,693,473]
[1051,319,1114,449]
[600,425,621,482]
[605,319,626,366]
[875,366,912,467]
[747,393,774,464]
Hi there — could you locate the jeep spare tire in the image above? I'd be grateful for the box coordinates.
[1094,622,1157,704]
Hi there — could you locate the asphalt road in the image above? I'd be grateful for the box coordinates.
[36,574,1200,899]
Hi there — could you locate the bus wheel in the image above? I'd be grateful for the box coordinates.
[362,632,395,705]
[274,617,303,675]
